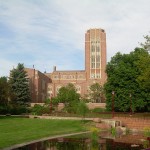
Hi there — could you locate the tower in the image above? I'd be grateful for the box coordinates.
[85,28,107,84]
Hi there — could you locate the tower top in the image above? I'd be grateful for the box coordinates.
[86,28,105,33]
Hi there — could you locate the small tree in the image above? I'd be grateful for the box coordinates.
[56,83,80,104]
[76,100,89,119]
[9,63,31,106]
[88,83,103,103]
[54,83,80,113]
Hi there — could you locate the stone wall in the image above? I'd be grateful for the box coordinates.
[31,102,106,110]
[114,117,150,130]
[86,103,106,109]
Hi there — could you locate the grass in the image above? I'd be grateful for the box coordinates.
[0,116,87,149]
[49,111,150,119]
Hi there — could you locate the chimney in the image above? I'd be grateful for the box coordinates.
[53,66,56,72]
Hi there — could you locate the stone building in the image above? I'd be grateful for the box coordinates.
[25,28,107,103]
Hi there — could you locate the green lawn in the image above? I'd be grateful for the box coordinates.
[0,116,86,149]
[50,112,150,119]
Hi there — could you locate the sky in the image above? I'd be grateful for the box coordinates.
[0,0,150,77]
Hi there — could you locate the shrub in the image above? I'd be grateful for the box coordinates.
[11,106,29,115]
[31,104,44,115]
[0,105,8,114]
[0,105,29,115]
[91,107,106,113]
[144,127,150,137]
[76,101,89,118]
[31,104,51,115]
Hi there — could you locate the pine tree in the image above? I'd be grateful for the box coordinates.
[9,63,30,105]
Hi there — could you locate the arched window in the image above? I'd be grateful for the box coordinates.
[47,85,52,94]
[76,85,81,93]
[56,85,62,93]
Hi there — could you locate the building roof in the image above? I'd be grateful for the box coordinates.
[53,70,85,73]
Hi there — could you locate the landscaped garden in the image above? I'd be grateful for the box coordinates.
[0,36,150,149]
[1,116,150,150]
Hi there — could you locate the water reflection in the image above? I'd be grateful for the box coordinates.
[12,132,149,150]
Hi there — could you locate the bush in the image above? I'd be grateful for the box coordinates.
[76,101,89,118]
[0,105,29,115]
[10,106,29,115]
[144,127,150,137]
[62,106,76,114]
[31,104,51,115]
[0,105,8,114]
[91,107,106,113]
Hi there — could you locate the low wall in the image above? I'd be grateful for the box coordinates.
[30,103,45,107]
[114,117,150,130]
[86,103,106,109]
[31,102,106,110]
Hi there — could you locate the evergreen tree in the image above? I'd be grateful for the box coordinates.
[0,76,9,105]
[9,63,30,105]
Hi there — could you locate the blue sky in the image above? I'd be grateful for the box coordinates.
[0,0,150,76]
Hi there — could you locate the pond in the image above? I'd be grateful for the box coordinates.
[9,131,150,150]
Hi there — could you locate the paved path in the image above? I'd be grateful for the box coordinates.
[29,115,95,120]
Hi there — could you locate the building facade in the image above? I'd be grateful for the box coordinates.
[25,28,107,103]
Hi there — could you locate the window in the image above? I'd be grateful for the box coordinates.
[96,73,100,78]
[91,56,95,62]
[96,55,100,62]
[56,85,62,93]
[91,62,95,69]
[76,85,81,93]
[47,85,52,94]
[96,62,100,69]
[91,45,95,52]
[91,74,95,78]
[96,46,100,52]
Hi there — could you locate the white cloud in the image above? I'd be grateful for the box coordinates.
[0,0,150,76]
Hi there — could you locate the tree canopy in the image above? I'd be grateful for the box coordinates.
[54,83,80,104]
[141,35,150,53]
[9,63,30,105]
[53,83,80,113]
[104,48,150,112]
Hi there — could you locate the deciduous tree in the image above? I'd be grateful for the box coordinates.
[88,83,103,103]
[54,83,80,113]
[56,83,80,104]
[104,48,150,112]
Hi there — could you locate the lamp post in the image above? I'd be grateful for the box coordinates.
[50,93,53,113]
[112,91,115,118]
[129,94,132,116]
